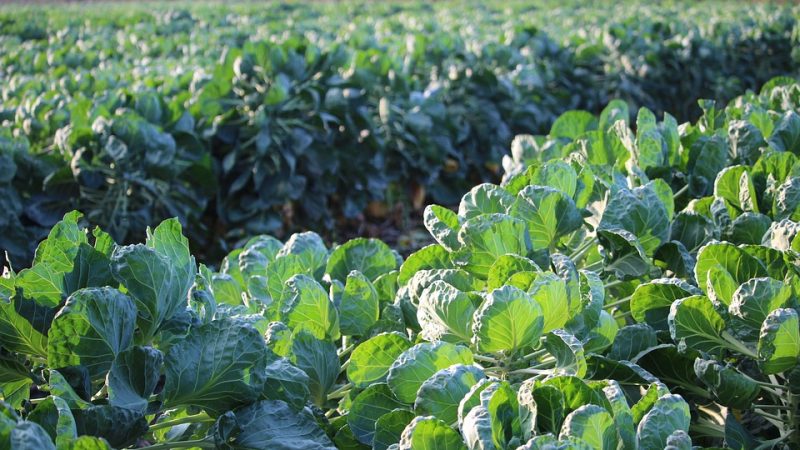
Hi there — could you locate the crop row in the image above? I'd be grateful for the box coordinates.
[1,1,799,266]
[2,77,800,449]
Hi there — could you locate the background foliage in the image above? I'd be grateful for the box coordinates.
[1,0,799,265]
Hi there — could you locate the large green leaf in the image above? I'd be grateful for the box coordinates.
[454,214,530,279]
[757,308,800,374]
[598,183,670,255]
[415,364,484,424]
[373,409,415,450]
[348,383,407,446]
[729,277,793,339]
[339,271,379,337]
[326,239,398,283]
[417,281,475,343]
[529,272,570,333]
[631,279,700,332]
[424,205,461,252]
[213,400,335,450]
[559,405,616,450]
[281,274,339,340]
[472,285,544,354]
[668,295,729,357]
[163,319,268,414]
[289,329,340,406]
[458,183,514,221]
[347,333,412,389]
[694,242,766,307]
[107,346,163,413]
[387,342,473,404]
[398,416,466,450]
[47,288,136,380]
[636,395,690,450]
[510,186,582,252]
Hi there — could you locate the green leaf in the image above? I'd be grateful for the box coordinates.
[349,384,407,446]
[559,405,616,450]
[757,308,800,374]
[670,212,716,253]
[110,243,191,340]
[631,279,700,332]
[694,242,766,307]
[636,395,690,450]
[605,320,657,361]
[472,285,544,354]
[398,245,451,287]
[373,409,415,450]
[398,416,466,450]
[602,381,636,450]
[10,421,56,450]
[596,229,651,280]
[424,205,461,252]
[290,329,340,406]
[693,359,760,409]
[163,319,268,414]
[533,386,566,434]
[454,214,530,279]
[415,364,484,424]
[510,186,582,252]
[550,110,596,139]
[533,161,579,198]
[729,277,793,339]
[418,281,475,343]
[462,381,520,450]
[768,111,800,153]
[529,272,570,333]
[387,342,473,404]
[107,346,163,413]
[327,239,398,283]
[47,288,136,380]
[262,357,310,410]
[265,255,307,309]
[213,400,335,450]
[26,396,76,450]
[598,183,670,255]
[277,232,328,278]
[72,405,148,448]
[347,333,412,389]
[458,183,514,221]
[486,255,540,291]
[543,330,587,377]
[338,271,379,337]
[282,274,339,340]
[668,295,730,356]
[0,293,50,358]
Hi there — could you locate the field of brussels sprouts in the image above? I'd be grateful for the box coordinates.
[3,1,800,450]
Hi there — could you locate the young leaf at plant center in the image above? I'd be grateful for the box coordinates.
[417,280,475,343]
[398,416,466,450]
[338,271,379,337]
[472,285,544,354]
[510,185,582,252]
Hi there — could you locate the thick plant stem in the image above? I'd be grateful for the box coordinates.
[673,184,689,199]
[138,438,216,450]
[150,412,214,431]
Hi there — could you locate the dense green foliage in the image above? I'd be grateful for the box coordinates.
[1,1,799,266]
[3,77,800,449]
